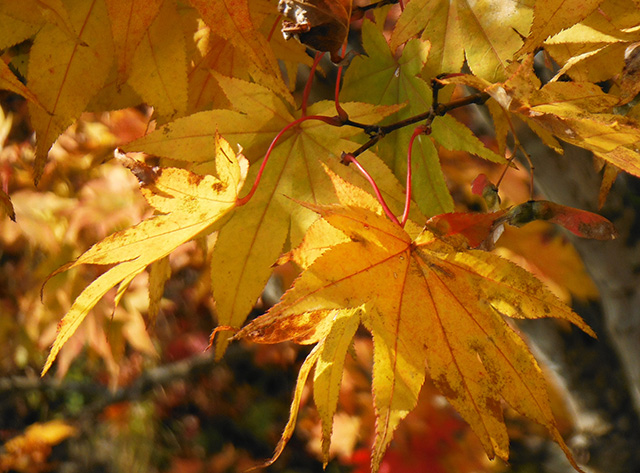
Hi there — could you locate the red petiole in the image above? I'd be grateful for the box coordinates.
[236,115,341,207]
[302,52,325,117]
[342,153,401,226]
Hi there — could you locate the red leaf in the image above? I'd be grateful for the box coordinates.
[426,210,508,248]
[508,200,618,240]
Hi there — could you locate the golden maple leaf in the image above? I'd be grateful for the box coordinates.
[41,133,244,376]
[221,170,595,472]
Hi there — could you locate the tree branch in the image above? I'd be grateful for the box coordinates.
[1,352,217,418]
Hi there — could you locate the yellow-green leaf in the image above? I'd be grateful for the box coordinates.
[391,0,533,82]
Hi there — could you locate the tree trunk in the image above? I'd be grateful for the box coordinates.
[515,137,640,473]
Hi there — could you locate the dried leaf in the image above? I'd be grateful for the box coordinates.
[278,0,351,62]
[507,200,618,240]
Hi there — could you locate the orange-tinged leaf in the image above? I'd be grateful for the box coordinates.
[426,210,508,249]
[0,187,14,221]
[42,136,242,375]
[127,0,187,121]
[188,0,291,102]
[27,0,113,183]
[598,163,619,209]
[125,74,414,359]
[228,175,594,472]
[210,97,417,358]
[105,0,163,86]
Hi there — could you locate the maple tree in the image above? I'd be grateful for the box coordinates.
[1,0,640,471]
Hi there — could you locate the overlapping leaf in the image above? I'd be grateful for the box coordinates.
[125,74,417,357]
[27,0,114,183]
[188,0,291,102]
[127,0,187,122]
[226,172,594,472]
[390,0,533,82]
[41,135,243,375]
[105,0,163,87]
[518,0,604,55]
[541,1,640,83]
[342,20,504,217]
[488,59,640,177]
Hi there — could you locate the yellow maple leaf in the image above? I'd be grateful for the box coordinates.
[487,57,640,177]
[105,0,163,87]
[518,0,605,55]
[188,0,292,103]
[127,0,187,122]
[223,170,595,472]
[27,0,114,184]
[390,0,533,82]
[125,74,415,359]
[41,134,244,375]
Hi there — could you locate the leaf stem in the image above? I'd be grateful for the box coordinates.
[402,125,429,226]
[335,44,349,122]
[267,15,281,42]
[302,52,325,117]
[341,153,400,225]
[236,115,341,207]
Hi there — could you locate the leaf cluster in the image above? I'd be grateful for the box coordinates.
[2,0,640,471]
